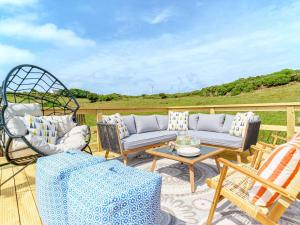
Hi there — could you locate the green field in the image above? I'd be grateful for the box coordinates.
[81,82,300,144]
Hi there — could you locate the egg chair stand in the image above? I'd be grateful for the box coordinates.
[0,64,92,187]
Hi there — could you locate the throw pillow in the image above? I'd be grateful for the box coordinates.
[24,114,58,145]
[44,115,77,138]
[102,113,129,139]
[248,140,300,206]
[168,111,189,131]
[229,112,254,137]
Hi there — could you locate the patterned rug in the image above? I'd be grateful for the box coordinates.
[129,155,300,225]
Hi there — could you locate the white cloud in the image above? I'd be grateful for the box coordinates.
[145,8,172,24]
[0,18,96,47]
[0,43,35,65]
[0,0,38,6]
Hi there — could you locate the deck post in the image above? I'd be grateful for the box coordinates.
[96,112,103,152]
[287,106,295,140]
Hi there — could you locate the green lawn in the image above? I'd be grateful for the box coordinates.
[82,82,300,143]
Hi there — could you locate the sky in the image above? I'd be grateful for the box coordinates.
[0,0,300,95]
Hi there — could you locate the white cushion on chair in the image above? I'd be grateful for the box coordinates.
[6,103,42,117]
[12,125,88,155]
[6,116,27,136]
[55,125,88,151]
[43,115,77,138]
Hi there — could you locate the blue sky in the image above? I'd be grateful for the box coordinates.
[0,0,300,95]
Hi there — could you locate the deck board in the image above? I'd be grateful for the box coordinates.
[0,158,42,225]
[0,164,20,225]
[13,166,42,225]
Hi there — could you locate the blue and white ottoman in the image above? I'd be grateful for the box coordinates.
[36,150,105,225]
[67,160,162,225]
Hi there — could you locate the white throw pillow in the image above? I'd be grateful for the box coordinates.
[24,114,58,145]
[168,111,189,131]
[102,113,129,139]
[229,112,254,137]
[44,115,77,138]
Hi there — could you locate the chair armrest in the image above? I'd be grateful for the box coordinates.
[218,158,297,201]
[271,134,287,145]
[97,122,122,154]
[242,120,261,150]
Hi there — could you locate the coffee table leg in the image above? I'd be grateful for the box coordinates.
[151,156,158,172]
[189,165,195,193]
[215,157,221,173]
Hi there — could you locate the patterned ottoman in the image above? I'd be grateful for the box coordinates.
[36,150,105,225]
[67,160,162,225]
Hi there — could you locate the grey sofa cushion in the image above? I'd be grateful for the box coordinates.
[122,115,137,134]
[222,114,235,133]
[122,131,177,150]
[197,114,225,133]
[134,115,160,134]
[188,114,198,130]
[156,115,168,130]
[187,130,243,148]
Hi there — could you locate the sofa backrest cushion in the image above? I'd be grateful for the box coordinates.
[122,115,137,134]
[188,114,198,130]
[134,115,160,133]
[196,113,225,132]
[156,115,168,130]
[222,114,235,133]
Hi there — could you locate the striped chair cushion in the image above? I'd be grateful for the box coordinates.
[248,141,300,206]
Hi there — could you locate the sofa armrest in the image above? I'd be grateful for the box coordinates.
[97,122,122,154]
[242,119,261,150]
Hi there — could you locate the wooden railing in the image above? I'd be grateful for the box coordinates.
[43,102,300,140]
[73,102,300,140]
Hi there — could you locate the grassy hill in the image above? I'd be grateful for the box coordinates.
[78,81,300,108]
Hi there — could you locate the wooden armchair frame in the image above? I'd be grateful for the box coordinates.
[206,145,300,225]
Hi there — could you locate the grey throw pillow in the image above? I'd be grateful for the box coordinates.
[134,115,160,133]
[197,113,225,132]
[156,115,168,130]
[122,115,137,134]
[188,114,198,130]
[222,114,235,133]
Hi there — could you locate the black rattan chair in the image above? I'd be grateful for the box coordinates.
[0,64,92,186]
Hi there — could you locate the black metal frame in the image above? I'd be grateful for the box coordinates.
[0,64,92,187]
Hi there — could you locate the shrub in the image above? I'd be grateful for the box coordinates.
[87,93,98,103]
[159,93,168,99]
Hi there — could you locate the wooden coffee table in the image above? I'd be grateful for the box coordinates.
[146,145,225,193]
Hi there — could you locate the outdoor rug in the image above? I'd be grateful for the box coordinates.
[129,155,300,225]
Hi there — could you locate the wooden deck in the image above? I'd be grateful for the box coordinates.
[0,157,42,225]
[0,150,109,225]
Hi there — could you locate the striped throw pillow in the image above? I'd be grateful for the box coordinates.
[248,141,300,206]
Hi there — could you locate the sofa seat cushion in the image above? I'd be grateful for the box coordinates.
[187,130,243,148]
[122,131,177,150]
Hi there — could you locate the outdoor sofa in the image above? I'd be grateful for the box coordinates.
[98,113,261,163]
